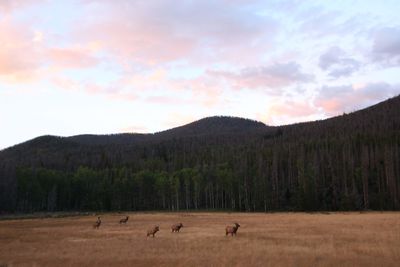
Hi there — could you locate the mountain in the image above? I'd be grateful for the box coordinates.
[1,116,267,149]
[155,116,268,139]
[0,96,399,213]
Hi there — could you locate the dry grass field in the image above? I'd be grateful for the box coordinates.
[0,212,399,267]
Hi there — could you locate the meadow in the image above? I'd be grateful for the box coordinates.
[0,212,399,266]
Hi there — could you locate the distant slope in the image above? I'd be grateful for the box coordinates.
[67,116,268,145]
[3,116,268,148]
[273,94,400,140]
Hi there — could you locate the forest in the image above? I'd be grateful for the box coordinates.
[0,95,399,213]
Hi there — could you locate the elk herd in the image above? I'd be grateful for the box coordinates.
[93,216,240,237]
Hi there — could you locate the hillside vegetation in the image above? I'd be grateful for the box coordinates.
[0,97,399,212]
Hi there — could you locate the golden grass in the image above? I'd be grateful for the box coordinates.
[0,212,399,266]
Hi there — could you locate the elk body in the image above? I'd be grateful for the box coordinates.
[147,225,160,237]
[225,222,240,236]
[171,223,183,233]
[93,217,101,229]
[119,216,129,224]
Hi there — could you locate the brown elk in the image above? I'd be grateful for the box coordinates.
[225,222,240,236]
[119,216,129,224]
[171,223,183,233]
[147,225,160,237]
[93,216,101,229]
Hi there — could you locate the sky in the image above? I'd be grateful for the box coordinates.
[1,0,400,149]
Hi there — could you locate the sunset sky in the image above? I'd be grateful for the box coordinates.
[1,0,399,149]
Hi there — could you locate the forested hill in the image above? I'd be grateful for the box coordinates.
[2,116,267,149]
[0,96,399,213]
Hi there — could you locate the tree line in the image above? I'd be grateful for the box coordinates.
[13,136,399,212]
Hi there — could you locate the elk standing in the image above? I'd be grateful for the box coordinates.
[225,222,240,236]
[147,225,160,237]
[171,223,183,233]
[119,216,129,224]
[93,216,101,229]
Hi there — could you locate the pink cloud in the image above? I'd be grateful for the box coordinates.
[50,69,226,109]
[260,99,318,125]
[269,101,316,117]
[48,47,99,69]
[74,0,277,65]
[0,0,44,14]
[256,83,399,126]
[0,17,99,84]
[315,83,399,116]
[0,18,44,82]
[0,10,98,84]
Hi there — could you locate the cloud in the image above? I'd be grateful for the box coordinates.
[315,82,399,116]
[259,98,318,125]
[260,82,400,126]
[50,64,224,108]
[319,46,361,78]
[0,18,44,82]
[51,76,138,101]
[297,6,366,39]
[0,0,44,14]
[0,17,99,83]
[209,62,313,91]
[75,0,278,65]
[372,27,400,66]
[48,47,99,69]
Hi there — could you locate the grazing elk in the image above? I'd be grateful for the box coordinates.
[171,223,183,233]
[93,216,101,229]
[225,222,240,236]
[147,225,160,237]
[119,216,129,224]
